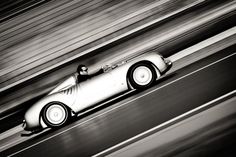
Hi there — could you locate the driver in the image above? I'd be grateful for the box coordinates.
[77,64,89,83]
[76,64,110,83]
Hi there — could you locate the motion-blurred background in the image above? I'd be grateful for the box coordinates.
[0,0,235,156]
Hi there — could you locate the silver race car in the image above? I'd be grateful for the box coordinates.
[23,53,172,131]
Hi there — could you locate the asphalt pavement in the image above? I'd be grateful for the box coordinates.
[2,44,235,157]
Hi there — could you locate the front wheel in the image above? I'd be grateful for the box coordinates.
[128,62,158,89]
[42,102,70,128]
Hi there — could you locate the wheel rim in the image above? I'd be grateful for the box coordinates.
[46,104,67,125]
[133,66,153,86]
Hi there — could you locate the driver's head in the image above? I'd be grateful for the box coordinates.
[77,64,88,75]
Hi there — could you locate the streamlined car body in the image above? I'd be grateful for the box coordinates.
[23,53,172,131]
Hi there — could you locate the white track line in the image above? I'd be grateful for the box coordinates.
[104,92,236,157]
[8,52,236,157]
[93,90,236,157]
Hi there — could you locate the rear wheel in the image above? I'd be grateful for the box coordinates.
[42,102,70,128]
[129,62,158,89]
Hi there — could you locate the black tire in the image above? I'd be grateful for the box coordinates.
[42,102,70,128]
[128,62,157,89]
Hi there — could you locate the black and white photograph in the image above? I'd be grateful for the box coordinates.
[0,0,235,156]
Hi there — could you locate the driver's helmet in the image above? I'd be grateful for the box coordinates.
[77,64,88,75]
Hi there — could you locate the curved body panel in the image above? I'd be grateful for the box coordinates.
[24,86,77,130]
[23,53,172,131]
[71,53,169,112]
[73,72,128,112]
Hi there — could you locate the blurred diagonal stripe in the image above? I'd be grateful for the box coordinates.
[0,0,235,118]
[0,26,235,118]
[0,0,49,23]
[0,0,207,92]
